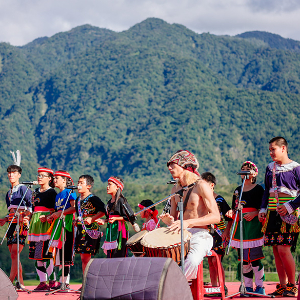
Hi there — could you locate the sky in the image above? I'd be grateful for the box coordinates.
[1,0,300,46]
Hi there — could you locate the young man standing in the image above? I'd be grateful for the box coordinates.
[0,165,32,288]
[160,150,220,281]
[74,175,106,275]
[259,137,300,297]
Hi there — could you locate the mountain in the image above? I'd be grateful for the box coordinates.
[236,31,300,52]
[0,18,300,187]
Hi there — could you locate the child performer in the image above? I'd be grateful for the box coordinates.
[226,161,265,295]
[47,170,76,289]
[101,176,135,258]
[28,167,57,291]
[138,199,159,231]
[0,165,32,288]
[201,172,230,296]
[74,175,106,275]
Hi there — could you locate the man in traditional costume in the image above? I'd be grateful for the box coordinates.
[75,175,106,275]
[259,137,300,297]
[0,164,32,288]
[160,150,220,280]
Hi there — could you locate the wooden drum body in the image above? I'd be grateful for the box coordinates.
[126,230,148,256]
[140,227,191,264]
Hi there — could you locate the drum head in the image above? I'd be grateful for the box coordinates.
[126,230,149,246]
[141,227,191,248]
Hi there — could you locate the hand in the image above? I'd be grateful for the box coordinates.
[159,213,174,226]
[108,216,118,224]
[47,214,54,223]
[39,215,47,223]
[51,212,60,221]
[84,217,93,225]
[23,215,30,224]
[168,220,189,234]
[258,212,266,222]
[243,211,258,221]
[277,205,288,216]
[95,218,105,225]
[225,210,234,219]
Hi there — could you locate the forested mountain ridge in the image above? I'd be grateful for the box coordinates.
[0,18,300,187]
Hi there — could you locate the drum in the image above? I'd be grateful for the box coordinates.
[126,230,149,256]
[140,227,192,264]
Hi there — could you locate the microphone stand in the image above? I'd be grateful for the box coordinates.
[135,181,197,273]
[46,188,79,295]
[226,175,272,298]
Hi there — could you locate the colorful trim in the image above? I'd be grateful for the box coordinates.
[38,167,53,175]
[54,171,73,184]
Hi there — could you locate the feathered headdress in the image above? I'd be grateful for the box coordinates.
[10,150,21,166]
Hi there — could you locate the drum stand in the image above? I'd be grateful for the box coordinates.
[46,188,79,295]
[0,185,31,294]
[226,175,273,298]
[174,189,186,273]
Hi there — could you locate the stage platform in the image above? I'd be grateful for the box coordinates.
[15,282,297,299]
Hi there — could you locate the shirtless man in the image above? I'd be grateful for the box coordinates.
[160,150,220,280]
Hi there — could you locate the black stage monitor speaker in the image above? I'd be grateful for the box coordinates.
[0,268,18,300]
[81,257,193,300]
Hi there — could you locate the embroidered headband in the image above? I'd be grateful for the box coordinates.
[167,150,200,175]
[38,167,54,175]
[108,177,124,191]
[54,170,74,184]
[241,161,258,175]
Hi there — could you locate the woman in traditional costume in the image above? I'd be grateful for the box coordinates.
[28,167,57,291]
[101,176,135,258]
[47,170,76,289]
[227,161,265,295]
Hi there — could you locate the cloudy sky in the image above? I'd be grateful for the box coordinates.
[1,0,300,46]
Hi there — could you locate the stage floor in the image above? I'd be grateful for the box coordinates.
[16,282,296,299]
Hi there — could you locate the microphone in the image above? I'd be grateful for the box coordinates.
[21,181,39,185]
[236,170,256,175]
[67,186,78,190]
[167,180,177,185]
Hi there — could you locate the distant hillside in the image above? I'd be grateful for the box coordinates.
[0,18,300,187]
[236,31,300,52]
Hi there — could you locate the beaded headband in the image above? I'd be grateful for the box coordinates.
[241,161,258,175]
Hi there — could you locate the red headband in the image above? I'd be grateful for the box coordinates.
[38,167,54,175]
[54,171,74,185]
[108,177,124,191]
